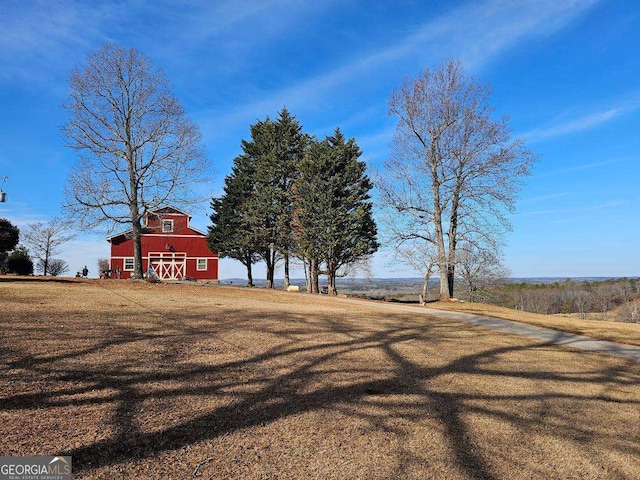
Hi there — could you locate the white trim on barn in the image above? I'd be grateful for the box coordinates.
[148,252,187,279]
[110,254,219,260]
[197,258,208,271]
[147,205,193,219]
[107,231,210,241]
[161,219,174,232]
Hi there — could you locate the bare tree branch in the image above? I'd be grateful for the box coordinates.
[378,59,536,300]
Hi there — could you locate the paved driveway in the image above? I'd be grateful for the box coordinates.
[329,297,640,362]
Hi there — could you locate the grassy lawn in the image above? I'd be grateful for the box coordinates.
[428,301,640,347]
[1,279,638,479]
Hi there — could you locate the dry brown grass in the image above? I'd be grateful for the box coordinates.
[428,301,640,347]
[1,279,638,479]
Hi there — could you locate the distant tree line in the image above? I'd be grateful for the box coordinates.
[464,278,640,323]
[207,108,378,294]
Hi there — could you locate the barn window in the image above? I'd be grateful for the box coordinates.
[124,258,134,271]
[162,219,174,232]
[197,258,207,271]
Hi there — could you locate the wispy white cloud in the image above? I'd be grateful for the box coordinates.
[357,126,396,151]
[592,200,626,210]
[519,208,572,217]
[0,205,49,227]
[519,199,626,217]
[304,0,602,81]
[519,192,575,203]
[200,0,602,142]
[451,0,602,69]
[534,157,630,178]
[0,1,119,83]
[0,0,334,85]
[523,100,640,142]
[3,0,601,123]
[172,0,332,46]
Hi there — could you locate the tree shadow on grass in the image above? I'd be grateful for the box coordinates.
[1,301,639,479]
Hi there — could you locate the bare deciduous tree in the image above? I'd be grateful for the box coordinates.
[390,240,438,303]
[456,240,509,302]
[45,258,70,277]
[23,218,75,276]
[97,258,110,275]
[62,43,208,278]
[567,287,591,320]
[618,300,639,323]
[378,59,536,300]
[615,280,639,323]
[595,283,616,321]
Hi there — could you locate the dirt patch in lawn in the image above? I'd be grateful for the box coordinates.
[1,280,638,479]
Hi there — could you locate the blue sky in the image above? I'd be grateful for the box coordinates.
[0,0,638,279]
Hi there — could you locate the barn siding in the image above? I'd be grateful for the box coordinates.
[108,208,218,281]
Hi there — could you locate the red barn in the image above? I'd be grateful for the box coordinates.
[107,206,218,281]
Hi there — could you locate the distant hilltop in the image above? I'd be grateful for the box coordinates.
[221,276,636,286]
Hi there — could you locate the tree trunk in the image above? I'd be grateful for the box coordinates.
[438,282,448,300]
[284,252,290,289]
[429,144,449,301]
[132,219,143,278]
[447,264,455,298]
[266,269,273,289]
[265,251,272,289]
[245,255,254,287]
[422,273,430,300]
[304,258,311,293]
[265,247,276,289]
[311,259,319,294]
[43,245,50,276]
[327,270,337,296]
[446,183,461,300]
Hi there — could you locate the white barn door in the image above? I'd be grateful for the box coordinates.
[148,253,186,280]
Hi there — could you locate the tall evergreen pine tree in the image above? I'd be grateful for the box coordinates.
[294,129,378,294]
[210,108,307,288]
[208,154,259,287]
